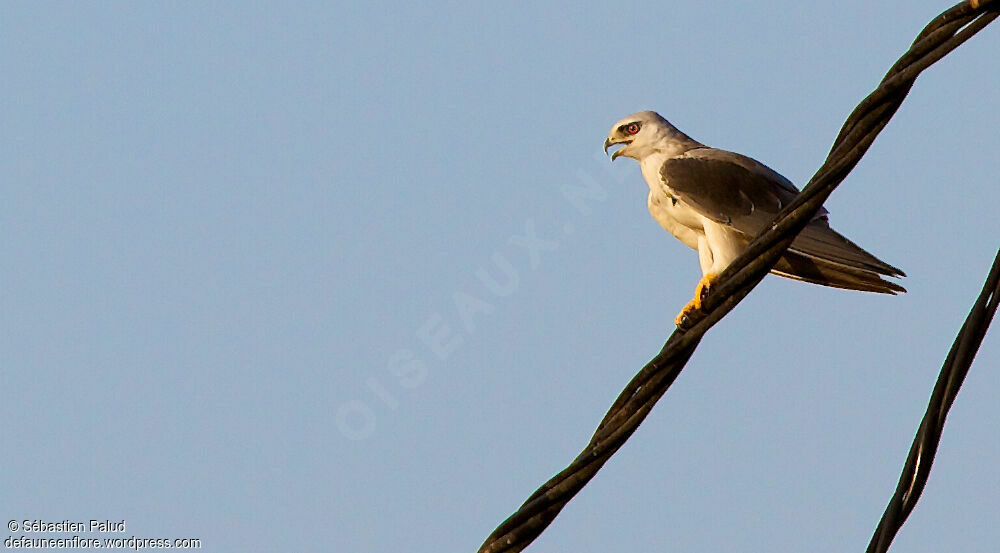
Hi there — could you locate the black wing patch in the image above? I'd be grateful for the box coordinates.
[661,151,904,278]
[659,154,795,236]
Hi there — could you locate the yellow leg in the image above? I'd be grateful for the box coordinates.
[674,273,717,326]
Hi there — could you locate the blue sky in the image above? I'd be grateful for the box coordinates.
[2,2,998,552]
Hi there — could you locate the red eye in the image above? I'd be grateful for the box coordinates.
[626,123,640,135]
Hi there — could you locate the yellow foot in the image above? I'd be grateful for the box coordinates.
[693,272,717,310]
[674,273,718,327]
[674,299,699,326]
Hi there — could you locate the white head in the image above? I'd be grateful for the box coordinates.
[604,110,699,161]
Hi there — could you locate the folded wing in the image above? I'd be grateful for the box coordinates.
[660,149,905,293]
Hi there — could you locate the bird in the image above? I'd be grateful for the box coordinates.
[603,110,904,327]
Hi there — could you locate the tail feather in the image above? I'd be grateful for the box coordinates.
[772,250,906,294]
[791,221,906,278]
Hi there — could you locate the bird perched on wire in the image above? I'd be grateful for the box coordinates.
[604,110,904,327]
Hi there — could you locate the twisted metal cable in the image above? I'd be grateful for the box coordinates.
[867,248,1000,553]
[478,3,998,552]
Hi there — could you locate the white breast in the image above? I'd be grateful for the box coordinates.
[640,153,703,250]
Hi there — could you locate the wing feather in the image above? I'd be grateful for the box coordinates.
[660,149,903,279]
[659,149,807,234]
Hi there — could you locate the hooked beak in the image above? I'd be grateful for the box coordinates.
[604,137,629,161]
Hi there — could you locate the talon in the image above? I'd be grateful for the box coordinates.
[674,273,718,326]
[674,299,699,327]
[693,273,717,310]
[676,273,719,326]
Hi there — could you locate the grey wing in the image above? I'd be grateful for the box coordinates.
[659,148,807,235]
[660,148,904,278]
